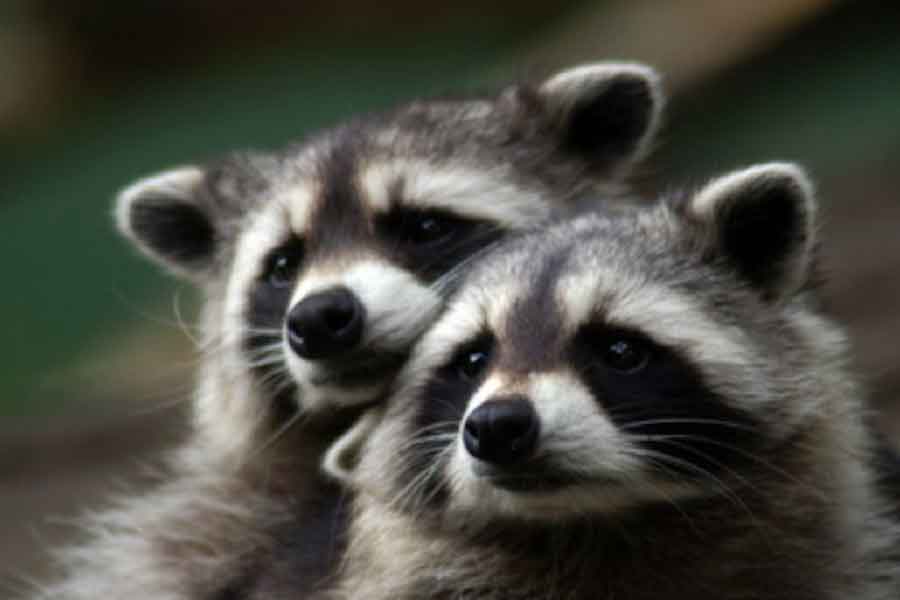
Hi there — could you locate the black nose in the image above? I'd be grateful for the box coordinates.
[287,287,365,360]
[463,397,539,465]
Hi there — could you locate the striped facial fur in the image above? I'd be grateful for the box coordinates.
[330,163,853,525]
[114,63,664,458]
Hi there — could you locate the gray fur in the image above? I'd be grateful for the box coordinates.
[114,61,664,457]
[326,163,900,600]
[23,63,664,599]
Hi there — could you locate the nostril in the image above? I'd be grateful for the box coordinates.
[463,416,482,455]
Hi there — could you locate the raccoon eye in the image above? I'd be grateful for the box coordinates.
[445,336,494,382]
[263,240,304,288]
[602,338,650,374]
[407,214,457,245]
[267,255,296,287]
[381,208,463,247]
[410,216,455,244]
[457,350,490,380]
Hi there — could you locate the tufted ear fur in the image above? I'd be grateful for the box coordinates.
[115,166,221,280]
[115,153,273,281]
[527,62,664,176]
[688,163,817,301]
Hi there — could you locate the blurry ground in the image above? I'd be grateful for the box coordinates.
[2,0,898,592]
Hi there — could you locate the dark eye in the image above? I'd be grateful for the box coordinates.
[399,211,459,246]
[602,338,650,373]
[457,349,490,380]
[263,240,304,288]
[445,336,494,382]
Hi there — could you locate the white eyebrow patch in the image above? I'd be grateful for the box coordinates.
[409,296,486,369]
[273,179,319,236]
[223,206,292,344]
[358,159,554,227]
[555,270,760,389]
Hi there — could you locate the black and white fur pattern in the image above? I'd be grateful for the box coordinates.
[116,61,664,461]
[326,163,900,600]
[23,63,664,599]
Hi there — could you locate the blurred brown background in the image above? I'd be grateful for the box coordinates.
[2,0,899,592]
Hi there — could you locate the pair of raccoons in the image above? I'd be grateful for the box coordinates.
[27,63,900,599]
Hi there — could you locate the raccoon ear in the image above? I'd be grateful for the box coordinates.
[535,62,664,175]
[322,409,382,485]
[689,163,817,300]
[115,166,219,280]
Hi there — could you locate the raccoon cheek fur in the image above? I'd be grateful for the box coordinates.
[330,162,900,600]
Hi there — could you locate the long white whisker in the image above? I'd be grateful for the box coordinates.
[429,236,505,295]
[249,405,306,459]
[620,417,760,434]
[642,434,829,502]
[634,438,761,525]
[171,287,203,348]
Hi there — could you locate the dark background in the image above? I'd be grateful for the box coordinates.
[2,0,899,591]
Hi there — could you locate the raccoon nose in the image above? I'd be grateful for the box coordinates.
[287,287,365,360]
[463,397,539,465]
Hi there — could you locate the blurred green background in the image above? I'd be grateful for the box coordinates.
[2,0,899,588]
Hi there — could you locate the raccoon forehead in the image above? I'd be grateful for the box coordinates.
[392,97,495,123]
[357,160,555,227]
[404,286,509,370]
[272,180,320,235]
[229,206,291,286]
[231,200,299,269]
[223,179,319,250]
[554,267,757,373]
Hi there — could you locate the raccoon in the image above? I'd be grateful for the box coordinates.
[325,163,900,600]
[25,63,664,599]
[116,61,664,461]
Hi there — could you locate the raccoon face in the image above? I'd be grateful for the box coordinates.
[330,163,832,525]
[115,63,664,451]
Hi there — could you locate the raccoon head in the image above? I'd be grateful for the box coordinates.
[329,163,844,527]
[115,63,664,457]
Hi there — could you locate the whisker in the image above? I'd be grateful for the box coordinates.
[397,432,458,454]
[619,455,701,532]
[641,434,829,502]
[256,367,292,391]
[631,439,761,526]
[171,287,203,349]
[248,405,306,459]
[244,354,286,370]
[429,235,505,295]
[388,446,449,513]
[111,286,203,340]
[620,417,760,434]
[416,443,459,510]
